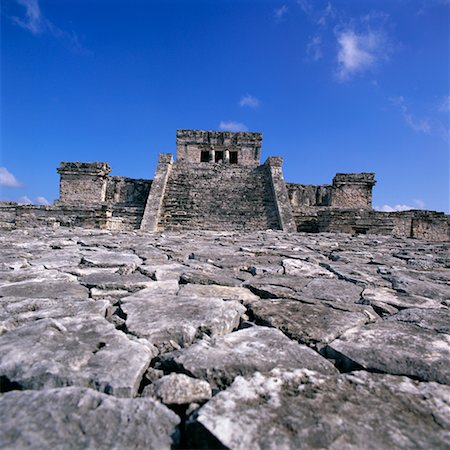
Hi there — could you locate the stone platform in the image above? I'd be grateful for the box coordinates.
[0,229,449,449]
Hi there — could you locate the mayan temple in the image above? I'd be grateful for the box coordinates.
[0,129,448,241]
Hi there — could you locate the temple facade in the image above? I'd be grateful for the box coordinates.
[1,130,448,241]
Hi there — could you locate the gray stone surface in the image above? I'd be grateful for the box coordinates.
[121,293,245,352]
[158,326,337,389]
[326,321,450,384]
[192,369,450,450]
[0,316,155,396]
[0,387,179,450]
[0,228,449,449]
[247,298,375,349]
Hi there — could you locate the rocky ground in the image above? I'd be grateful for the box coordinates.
[0,228,449,449]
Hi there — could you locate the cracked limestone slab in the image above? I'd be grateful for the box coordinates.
[282,258,335,278]
[190,369,450,450]
[362,287,443,310]
[81,249,143,269]
[247,298,375,349]
[0,316,156,396]
[0,297,110,334]
[79,271,154,292]
[326,320,450,384]
[178,284,260,303]
[0,279,89,299]
[0,387,179,450]
[121,293,245,353]
[158,326,337,389]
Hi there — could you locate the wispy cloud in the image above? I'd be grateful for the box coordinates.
[219,121,248,132]
[335,30,387,81]
[11,0,43,34]
[297,0,313,16]
[274,5,288,20]
[438,96,450,113]
[375,199,425,212]
[0,167,22,187]
[239,94,260,109]
[36,196,50,205]
[390,96,431,133]
[10,0,86,53]
[17,195,50,205]
[317,2,335,27]
[306,35,323,61]
[18,195,32,204]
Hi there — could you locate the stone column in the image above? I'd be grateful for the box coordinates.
[209,147,215,163]
[224,149,230,163]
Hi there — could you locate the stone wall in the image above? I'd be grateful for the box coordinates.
[176,130,262,166]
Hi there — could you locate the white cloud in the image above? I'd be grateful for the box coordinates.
[438,96,450,113]
[336,30,385,81]
[18,196,33,205]
[274,5,288,20]
[306,35,323,61]
[0,167,22,187]
[219,121,248,132]
[390,96,431,134]
[11,0,84,52]
[36,196,50,205]
[239,94,260,109]
[374,199,425,212]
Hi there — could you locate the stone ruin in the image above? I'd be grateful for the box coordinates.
[1,129,448,241]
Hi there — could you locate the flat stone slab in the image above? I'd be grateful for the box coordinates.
[0,279,89,299]
[247,299,375,349]
[0,297,109,334]
[283,258,335,278]
[81,250,143,268]
[122,294,246,352]
[178,284,260,303]
[326,320,450,384]
[0,387,179,450]
[0,316,155,396]
[191,369,450,450]
[79,271,154,292]
[158,326,337,389]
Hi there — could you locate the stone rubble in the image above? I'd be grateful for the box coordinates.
[0,228,449,449]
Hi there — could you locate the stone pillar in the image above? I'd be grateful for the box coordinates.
[140,154,173,231]
[264,157,297,232]
[57,162,111,204]
[224,149,230,164]
[209,147,215,163]
[331,173,376,209]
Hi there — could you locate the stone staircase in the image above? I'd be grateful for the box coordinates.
[157,163,281,231]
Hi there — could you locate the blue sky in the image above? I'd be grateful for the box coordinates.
[1,0,449,212]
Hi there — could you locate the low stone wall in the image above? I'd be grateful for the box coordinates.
[105,177,151,206]
[287,184,332,208]
[0,203,146,231]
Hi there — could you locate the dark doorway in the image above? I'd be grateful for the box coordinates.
[230,151,238,164]
[200,151,209,162]
[215,151,224,163]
